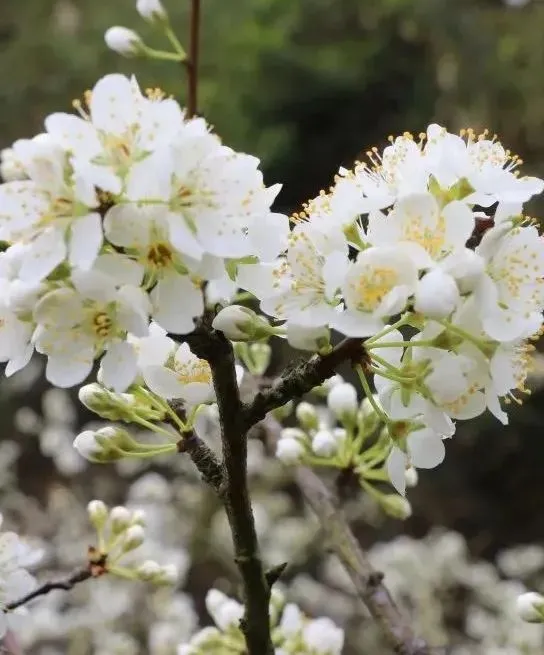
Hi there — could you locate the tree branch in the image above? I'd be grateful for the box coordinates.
[4,567,92,613]
[188,328,274,655]
[184,0,201,117]
[242,337,366,430]
[261,415,444,655]
[177,430,224,492]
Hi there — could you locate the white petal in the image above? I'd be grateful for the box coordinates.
[19,228,66,284]
[386,448,407,496]
[45,113,101,157]
[104,204,153,249]
[69,212,102,270]
[246,212,289,262]
[143,365,187,399]
[166,213,204,260]
[408,430,445,468]
[100,342,138,392]
[90,74,136,134]
[331,310,383,337]
[93,253,144,287]
[180,382,215,406]
[151,274,204,334]
[34,288,84,328]
[45,352,94,388]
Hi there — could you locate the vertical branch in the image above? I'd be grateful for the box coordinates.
[187,326,274,655]
[185,0,201,117]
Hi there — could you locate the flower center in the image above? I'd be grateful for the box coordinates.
[349,266,398,312]
[402,215,446,259]
[91,311,113,339]
[175,358,212,385]
[147,242,173,269]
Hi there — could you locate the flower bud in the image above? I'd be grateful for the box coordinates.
[215,599,244,630]
[212,305,272,341]
[327,383,358,420]
[130,509,146,527]
[380,494,412,520]
[311,430,338,458]
[157,563,178,585]
[295,402,318,431]
[287,324,330,352]
[122,524,145,552]
[414,269,459,319]
[136,0,168,24]
[248,343,271,375]
[137,559,161,581]
[405,466,418,488]
[517,592,544,623]
[110,506,132,533]
[303,617,344,654]
[73,429,124,463]
[87,500,108,530]
[206,588,228,614]
[276,438,305,464]
[104,26,144,57]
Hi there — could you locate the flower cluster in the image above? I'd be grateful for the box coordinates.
[177,588,344,655]
[0,73,287,393]
[86,500,178,585]
[276,379,413,512]
[0,513,42,637]
[242,126,544,491]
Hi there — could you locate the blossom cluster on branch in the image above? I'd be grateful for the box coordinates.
[2,0,544,651]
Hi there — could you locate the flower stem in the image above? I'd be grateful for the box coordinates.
[355,365,391,425]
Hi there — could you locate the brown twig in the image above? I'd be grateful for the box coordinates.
[185,326,274,655]
[184,0,201,117]
[242,337,366,430]
[4,567,92,613]
[261,413,444,654]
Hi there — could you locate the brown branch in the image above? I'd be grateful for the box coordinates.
[184,0,201,117]
[242,337,366,430]
[4,567,92,613]
[295,467,444,655]
[187,328,274,655]
[262,416,444,655]
[177,430,224,491]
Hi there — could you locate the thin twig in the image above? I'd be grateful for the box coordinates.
[261,415,444,655]
[185,0,201,117]
[242,337,366,430]
[5,567,92,612]
[187,327,274,655]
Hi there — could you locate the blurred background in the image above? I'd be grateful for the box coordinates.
[3,0,544,653]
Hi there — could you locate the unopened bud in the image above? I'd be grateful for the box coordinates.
[73,428,126,463]
[137,559,161,581]
[276,437,305,464]
[212,305,272,341]
[87,500,108,529]
[158,563,179,585]
[295,402,318,431]
[122,524,145,552]
[287,324,330,352]
[136,0,168,24]
[414,269,459,319]
[405,467,418,488]
[104,26,145,57]
[110,506,132,533]
[517,592,544,623]
[327,383,358,420]
[380,494,412,520]
[130,509,146,527]
[311,430,338,458]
